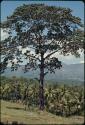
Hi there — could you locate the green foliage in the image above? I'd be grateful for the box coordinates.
[1,76,84,117]
[1,4,84,74]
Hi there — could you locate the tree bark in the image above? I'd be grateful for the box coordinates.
[39,52,44,110]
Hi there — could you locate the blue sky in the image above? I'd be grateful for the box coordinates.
[1,1,84,64]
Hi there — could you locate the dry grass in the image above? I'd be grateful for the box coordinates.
[1,100,84,124]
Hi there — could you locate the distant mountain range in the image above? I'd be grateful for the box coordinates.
[46,63,84,84]
[2,63,84,84]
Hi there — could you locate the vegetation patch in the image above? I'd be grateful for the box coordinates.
[1,76,84,117]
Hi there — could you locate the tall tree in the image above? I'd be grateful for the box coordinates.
[1,4,84,110]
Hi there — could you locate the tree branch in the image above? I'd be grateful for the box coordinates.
[44,48,61,60]
[44,38,65,60]
[27,54,41,62]
[44,39,55,52]
[44,71,48,76]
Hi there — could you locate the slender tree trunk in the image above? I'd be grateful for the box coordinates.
[39,52,44,110]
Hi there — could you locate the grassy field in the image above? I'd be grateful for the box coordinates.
[1,100,84,124]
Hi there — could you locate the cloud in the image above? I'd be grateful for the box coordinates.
[46,51,84,64]
[21,47,35,55]
[80,60,84,63]
[1,28,9,40]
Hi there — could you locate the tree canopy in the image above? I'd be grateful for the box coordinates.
[1,4,84,73]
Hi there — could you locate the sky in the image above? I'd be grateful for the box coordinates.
[1,0,84,64]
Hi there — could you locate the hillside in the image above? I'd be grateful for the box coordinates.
[2,63,84,84]
[1,100,84,124]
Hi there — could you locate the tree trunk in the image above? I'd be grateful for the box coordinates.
[39,52,44,110]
